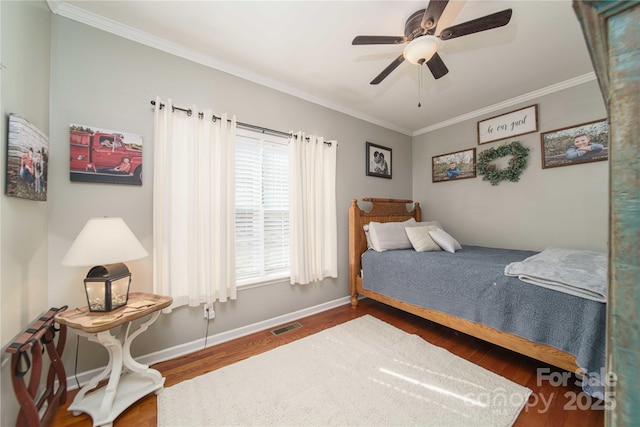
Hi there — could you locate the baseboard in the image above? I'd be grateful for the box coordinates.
[66,295,352,389]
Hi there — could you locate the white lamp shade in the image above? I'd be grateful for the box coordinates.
[403,35,440,65]
[61,217,148,266]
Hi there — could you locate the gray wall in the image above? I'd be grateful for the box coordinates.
[47,16,412,373]
[0,1,52,425]
[412,80,608,252]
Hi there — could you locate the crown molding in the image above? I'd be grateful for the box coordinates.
[412,72,597,136]
[48,1,594,138]
[48,1,413,136]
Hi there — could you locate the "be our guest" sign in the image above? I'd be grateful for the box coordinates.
[477,105,538,145]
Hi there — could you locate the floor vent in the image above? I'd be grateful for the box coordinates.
[271,322,302,336]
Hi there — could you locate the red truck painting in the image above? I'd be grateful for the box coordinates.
[69,127,143,185]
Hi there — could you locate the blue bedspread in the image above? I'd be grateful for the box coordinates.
[361,245,606,398]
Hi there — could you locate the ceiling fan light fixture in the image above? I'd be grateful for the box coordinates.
[403,35,440,65]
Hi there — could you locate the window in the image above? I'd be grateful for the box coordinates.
[235,129,290,286]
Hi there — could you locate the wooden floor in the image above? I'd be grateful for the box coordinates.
[51,298,604,427]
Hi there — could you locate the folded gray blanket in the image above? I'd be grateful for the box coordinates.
[504,247,607,302]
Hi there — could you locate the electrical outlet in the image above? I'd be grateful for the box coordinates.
[203,303,215,320]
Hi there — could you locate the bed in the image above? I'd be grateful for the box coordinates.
[348,198,606,397]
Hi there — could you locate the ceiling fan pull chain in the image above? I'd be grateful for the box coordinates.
[417,64,422,108]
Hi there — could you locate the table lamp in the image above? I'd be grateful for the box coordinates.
[62,217,148,312]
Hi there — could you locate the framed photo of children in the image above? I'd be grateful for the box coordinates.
[432,148,476,183]
[69,123,143,185]
[5,114,49,201]
[540,119,608,169]
[366,142,392,179]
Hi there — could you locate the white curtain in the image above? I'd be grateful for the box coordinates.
[289,132,338,284]
[153,97,237,309]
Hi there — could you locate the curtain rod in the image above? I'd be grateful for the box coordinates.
[150,100,333,145]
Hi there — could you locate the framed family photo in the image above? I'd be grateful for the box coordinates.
[540,119,609,169]
[432,148,476,183]
[366,142,392,179]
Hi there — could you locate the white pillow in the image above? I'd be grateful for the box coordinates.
[428,228,462,253]
[367,218,417,251]
[405,226,441,252]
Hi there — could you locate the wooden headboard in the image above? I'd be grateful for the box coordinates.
[348,198,421,305]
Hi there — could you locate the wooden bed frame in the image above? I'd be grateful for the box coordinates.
[348,198,581,374]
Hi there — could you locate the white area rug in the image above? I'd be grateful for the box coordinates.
[158,315,531,426]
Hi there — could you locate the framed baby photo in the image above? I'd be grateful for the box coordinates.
[366,142,392,179]
[432,148,476,183]
[540,119,608,169]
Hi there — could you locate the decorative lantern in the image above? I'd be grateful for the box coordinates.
[84,263,132,312]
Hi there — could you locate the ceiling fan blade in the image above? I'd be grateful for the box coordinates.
[420,0,449,34]
[438,9,512,41]
[370,55,405,85]
[352,35,407,45]
[426,52,449,79]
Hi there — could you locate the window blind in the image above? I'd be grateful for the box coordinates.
[235,131,289,284]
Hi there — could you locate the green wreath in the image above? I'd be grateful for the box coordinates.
[477,141,530,186]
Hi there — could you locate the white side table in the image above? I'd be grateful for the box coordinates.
[56,292,172,427]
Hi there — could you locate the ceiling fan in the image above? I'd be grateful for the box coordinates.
[352,0,513,85]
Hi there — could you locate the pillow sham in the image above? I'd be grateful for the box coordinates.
[367,218,417,251]
[428,228,462,253]
[405,226,441,252]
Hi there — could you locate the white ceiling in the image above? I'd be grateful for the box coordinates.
[48,0,596,136]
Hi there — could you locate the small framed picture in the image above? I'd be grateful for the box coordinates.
[432,148,476,183]
[540,119,608,169]
[366,142,392,179]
